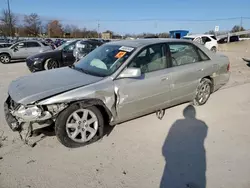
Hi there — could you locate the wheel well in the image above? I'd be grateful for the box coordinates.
[203,76,214,92]
[95,105,110,125]
[70,99,113,125]
[0,52,11,57]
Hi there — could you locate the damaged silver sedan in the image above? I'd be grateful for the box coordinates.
[4,39,230,147]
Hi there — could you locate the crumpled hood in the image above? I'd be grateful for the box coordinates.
[8,67,103,105]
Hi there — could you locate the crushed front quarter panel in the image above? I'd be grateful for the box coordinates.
[37,77,118,122]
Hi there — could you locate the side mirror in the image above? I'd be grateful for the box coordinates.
[118,67,141,79]
[13,47,18,52]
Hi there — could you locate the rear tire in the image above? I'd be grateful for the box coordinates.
[44,58,59,70]
[0,54,11,64]
[55,103,104,148]
[193,78,212,106]
[211,47,217,53]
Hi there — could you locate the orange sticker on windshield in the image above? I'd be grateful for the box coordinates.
[115,51,126,58]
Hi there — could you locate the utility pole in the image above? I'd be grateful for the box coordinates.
[7,0,12,38]
[240,16,243,30]
[97,21,100,39]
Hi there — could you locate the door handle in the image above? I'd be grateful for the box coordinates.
[161,77,169,82]
[198,68,204,71]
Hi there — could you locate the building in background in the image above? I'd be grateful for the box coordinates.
[169,30,189,39]
[102,32,112,39]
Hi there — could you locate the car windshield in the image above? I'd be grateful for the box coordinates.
[74,44,135,77]
[182,37,195,41]
[56,41,74,50]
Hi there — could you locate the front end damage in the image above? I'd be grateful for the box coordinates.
[4,95,67,143]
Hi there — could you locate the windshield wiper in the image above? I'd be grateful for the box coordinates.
[69,65,104,77]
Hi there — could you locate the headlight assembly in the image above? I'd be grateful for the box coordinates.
[13,105,42,121]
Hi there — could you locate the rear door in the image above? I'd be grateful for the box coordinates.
[26,41,42,57]
[114,43,172,121]
[167,42,208,105]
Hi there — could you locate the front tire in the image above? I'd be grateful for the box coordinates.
[44,58,59,70]
[0,54,11,64]
[55,103,104,148]
[193,78,212,106]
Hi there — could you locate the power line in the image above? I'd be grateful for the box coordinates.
[38,17,250,23]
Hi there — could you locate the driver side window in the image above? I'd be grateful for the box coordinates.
[12,42,26,49]
[128,44,167,74]
[64,44,75,51]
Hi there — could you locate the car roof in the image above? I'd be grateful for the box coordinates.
[184,34,215,38]
[106,38,192,48]
[17,40,41,43]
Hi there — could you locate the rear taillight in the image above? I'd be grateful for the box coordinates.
[227,63,230,72]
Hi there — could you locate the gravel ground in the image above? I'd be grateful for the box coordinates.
[0,42,250,188]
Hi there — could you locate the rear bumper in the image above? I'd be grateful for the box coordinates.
[4,96,21,131]
[213,72,231,92]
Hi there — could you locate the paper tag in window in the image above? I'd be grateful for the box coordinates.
[115,51,127,58]
[119,46,134,52]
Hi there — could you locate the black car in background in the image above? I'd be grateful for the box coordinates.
[217,36,240,44]
[26,39,104,72]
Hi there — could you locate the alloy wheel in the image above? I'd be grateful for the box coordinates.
[66,109,98,143]
[197,81,211,104]
[0,55,10,63]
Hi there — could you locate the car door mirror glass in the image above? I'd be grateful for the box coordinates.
[13,46,18,51]
[118,68,141,79]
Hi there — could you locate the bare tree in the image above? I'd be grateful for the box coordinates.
[0,9,17,37]
[48,20,63,38]
[63,24,73,34]
[231,25,245,33]
[23,13,42,36]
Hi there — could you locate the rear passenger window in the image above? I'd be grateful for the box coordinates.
[169,43,200,67]
[197,49,210,61]
[27,42,41,47]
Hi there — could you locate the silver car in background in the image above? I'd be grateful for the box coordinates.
[4,39,230,148]
[0,40,52,63]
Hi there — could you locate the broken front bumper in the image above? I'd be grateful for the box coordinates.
[4,96,21,131]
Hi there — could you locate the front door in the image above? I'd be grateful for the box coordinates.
[11,42,28,59]
[114,43,172,122]
[62,42,77,66]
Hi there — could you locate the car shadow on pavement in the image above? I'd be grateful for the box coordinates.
[30,123,115,146]
[160,105,208,188]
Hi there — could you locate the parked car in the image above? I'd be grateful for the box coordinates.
[73,39,104,61]
[26,39,104,72]
[0,40,52,64]
[182,34,218,52]
[26,40,79,72]
[217,36,239,44]
[4,39,230,147]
